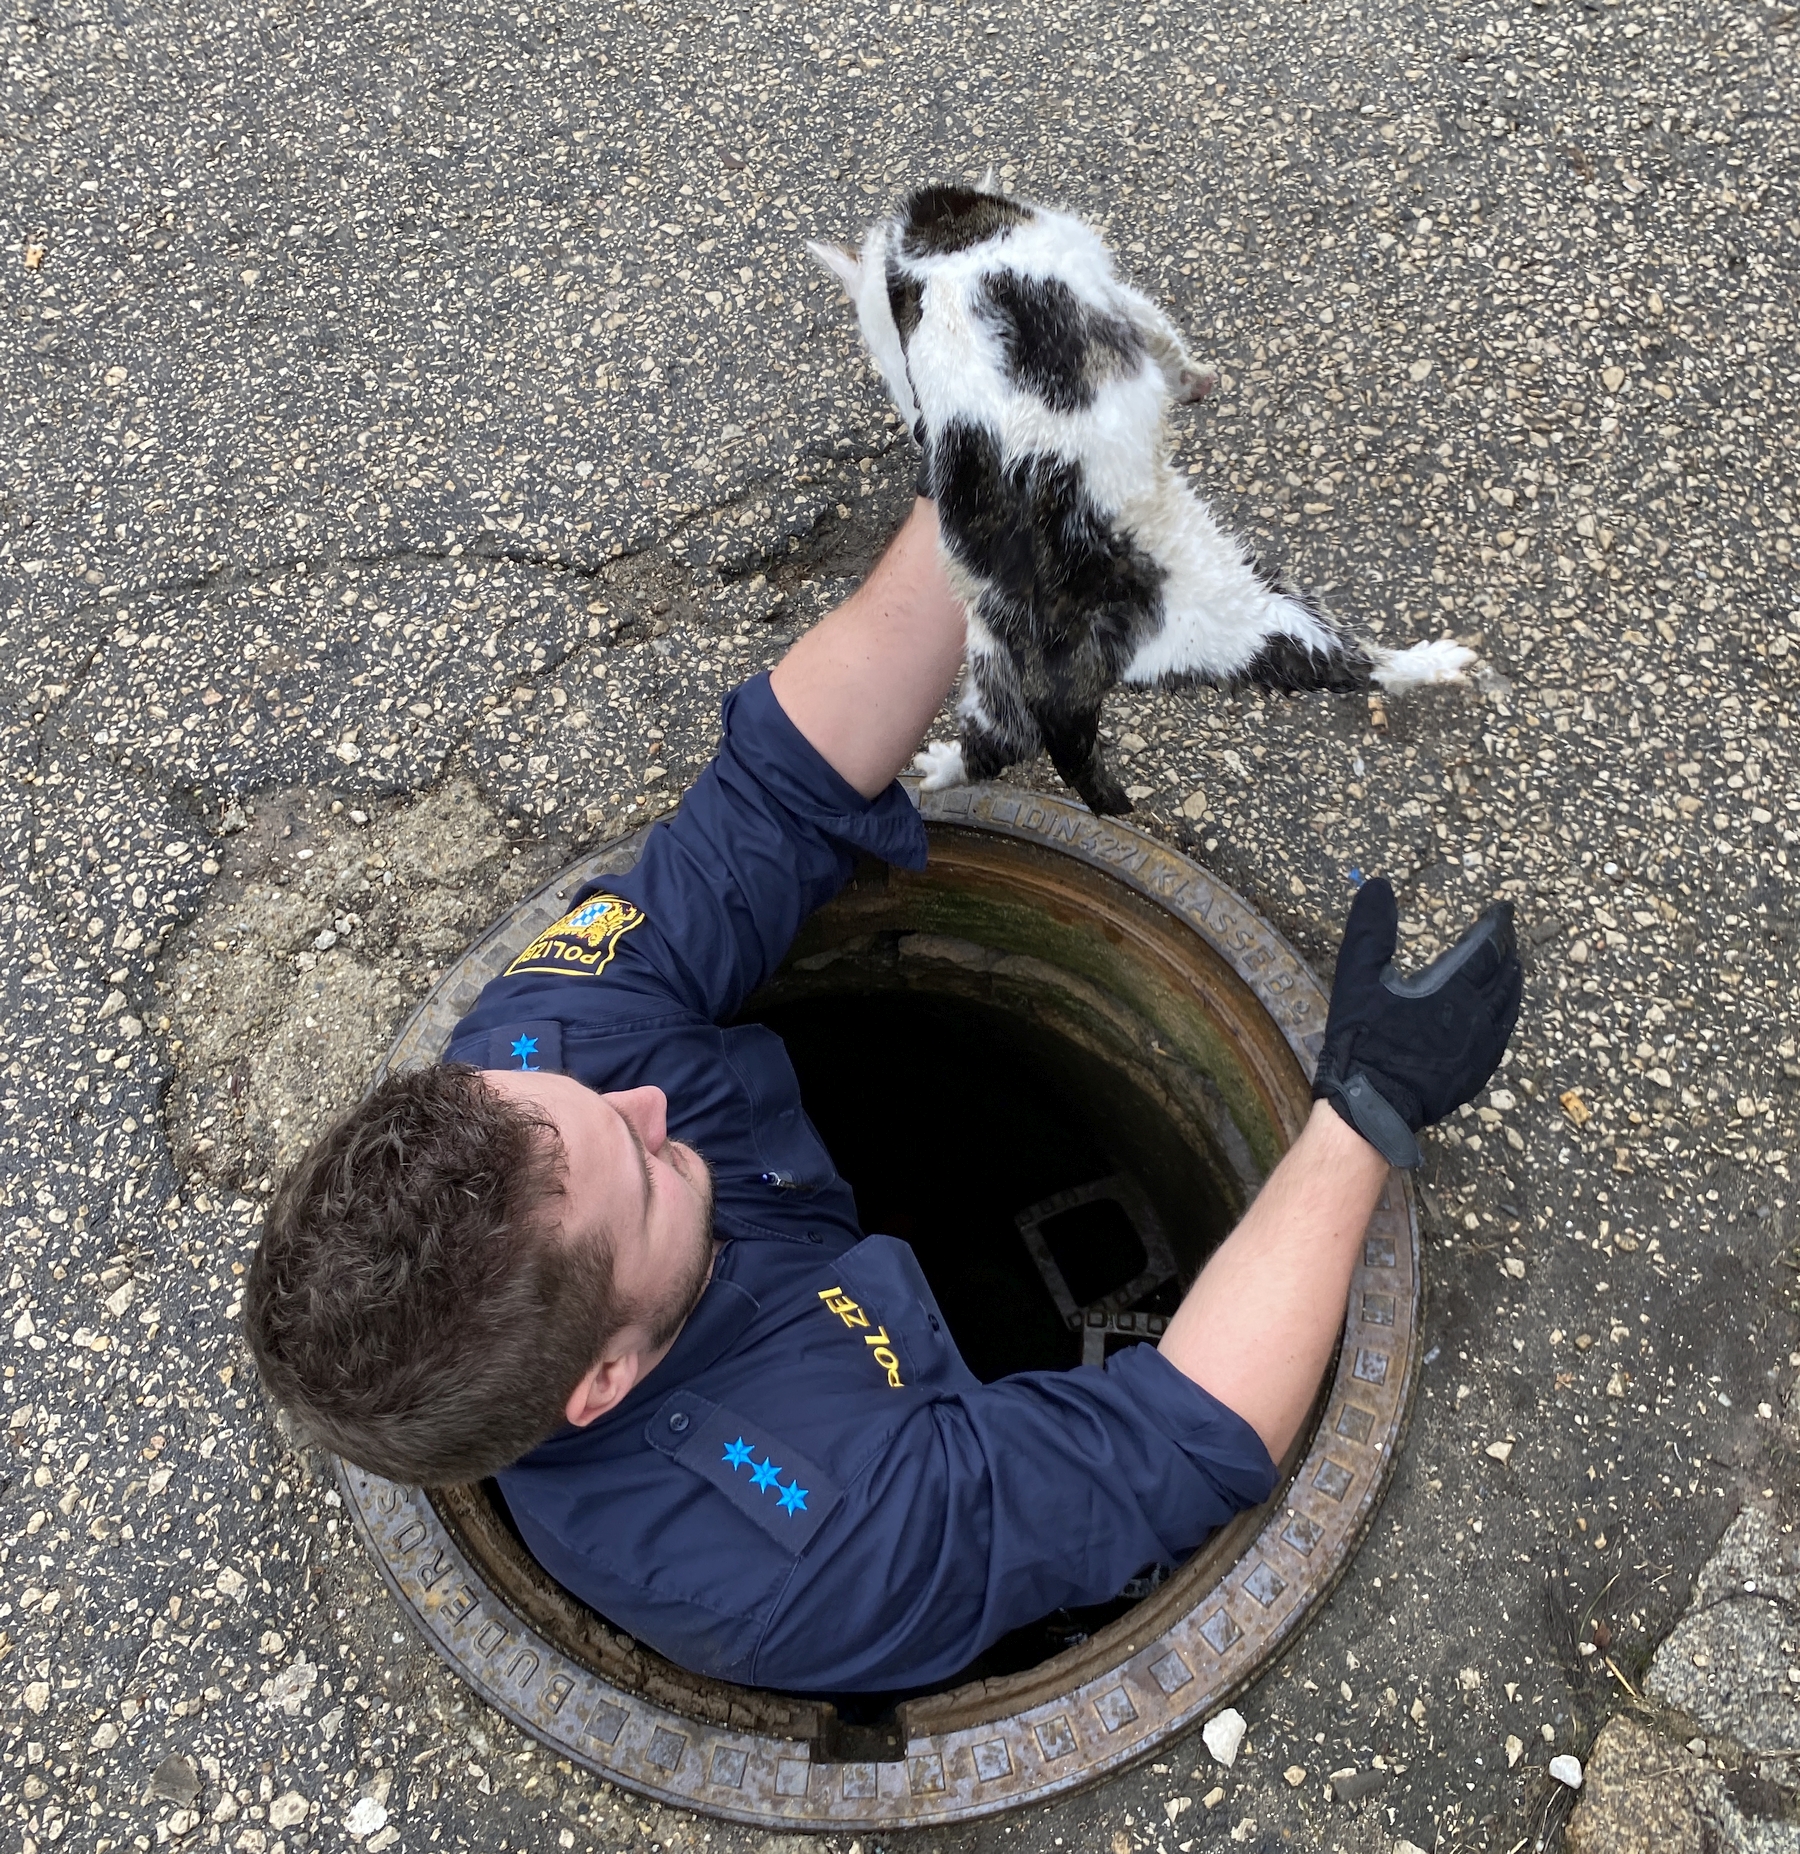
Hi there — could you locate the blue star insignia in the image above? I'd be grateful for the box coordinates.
[510,1034,540,1071]
[749,1455,782,1492]
[721,1437,754,1472]
[776,1479,809,1516]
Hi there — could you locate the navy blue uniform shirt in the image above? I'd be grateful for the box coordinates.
[447,672,1276,1693]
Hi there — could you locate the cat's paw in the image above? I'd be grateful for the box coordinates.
[912,740,969,791]
[1175,365,1218,405]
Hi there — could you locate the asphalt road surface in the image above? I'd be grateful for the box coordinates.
[3,0,1797,1850]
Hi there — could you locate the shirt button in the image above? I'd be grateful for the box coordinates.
[806,1231,822,1244]
[929,1315,941,1332]
[668,1411,690,1434]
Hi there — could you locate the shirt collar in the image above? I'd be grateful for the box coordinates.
[597,1248,760,1428]
[511,1246,760,1464]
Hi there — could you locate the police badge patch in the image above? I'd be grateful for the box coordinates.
[505,893,645,979]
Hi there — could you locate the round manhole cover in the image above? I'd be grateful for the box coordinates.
[342,780,1420,1827]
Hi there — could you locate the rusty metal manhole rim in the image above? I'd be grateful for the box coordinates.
[342,779,1422,1828]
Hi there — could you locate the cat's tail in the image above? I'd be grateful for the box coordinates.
[1367,637,1477,689]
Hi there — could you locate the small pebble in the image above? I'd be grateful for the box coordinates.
[269,1793,309,1829]
[1202,1708,1247,1768]
[148,1755,200,1805]
[1549,1754,1583,1789]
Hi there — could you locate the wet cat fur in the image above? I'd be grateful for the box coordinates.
[810,183,1472,816]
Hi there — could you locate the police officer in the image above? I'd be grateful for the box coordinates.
[247,495,1521,1695]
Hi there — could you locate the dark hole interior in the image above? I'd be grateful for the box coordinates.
[1038,1198,1149,1312]
[745,990,1234,1386]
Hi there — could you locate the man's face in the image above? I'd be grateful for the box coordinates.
[480,1070,716,1361]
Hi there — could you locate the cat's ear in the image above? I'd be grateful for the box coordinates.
[806,240,863,299]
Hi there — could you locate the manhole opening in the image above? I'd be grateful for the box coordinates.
[351,787,1420,1826]
[743,986,1231,1385]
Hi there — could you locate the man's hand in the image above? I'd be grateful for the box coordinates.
[1311,878,1523,1168]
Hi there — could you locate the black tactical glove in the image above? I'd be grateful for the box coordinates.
[1313,877,1523,1168]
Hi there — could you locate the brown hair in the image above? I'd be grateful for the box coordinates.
[244,1063,617,1485]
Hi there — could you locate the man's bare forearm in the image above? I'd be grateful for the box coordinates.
[1158,1102,1389,1462]
[769,499,965,799]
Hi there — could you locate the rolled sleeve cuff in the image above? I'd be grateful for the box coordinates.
[721,672,928,873]
[1103,1343,1279,1511]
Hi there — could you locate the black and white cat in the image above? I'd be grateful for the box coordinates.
[810,183,1473,816]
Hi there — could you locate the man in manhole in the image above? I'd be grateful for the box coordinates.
[246,497,1521,1692]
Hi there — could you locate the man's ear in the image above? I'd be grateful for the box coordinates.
[564,1350,641,1429]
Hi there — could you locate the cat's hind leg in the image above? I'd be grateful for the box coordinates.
[912,739,969,792]
[1173,603,1474,700]
[1111,286,1216,404]
[1229,620,1378,696]
[1226,586,1475,696]
[913,619,1040,791]
[1037,700,1132,817]
[1119,486,1474,698]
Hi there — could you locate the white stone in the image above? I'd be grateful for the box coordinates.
[1549,1753,1583,1789]
[345,1796,389,1838]
[1202,1707,1247,1767]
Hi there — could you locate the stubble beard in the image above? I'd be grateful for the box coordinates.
[635,1143,717,1353]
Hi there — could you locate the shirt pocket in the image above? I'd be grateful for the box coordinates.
[645,1390,843,1555]
[720,1023,839,1196]
[830,1235,980,1396]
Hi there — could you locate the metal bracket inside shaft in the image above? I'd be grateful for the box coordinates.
[1015,1174,1179,1366]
